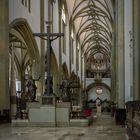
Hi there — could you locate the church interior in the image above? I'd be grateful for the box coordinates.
[0,0,140,139]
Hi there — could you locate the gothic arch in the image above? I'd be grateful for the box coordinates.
[9,18,40,90]
[86,82,111,92]
[9,18,40,62]
[62,62,69,80]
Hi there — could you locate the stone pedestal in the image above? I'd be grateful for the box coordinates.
[12,99,71,127]
[56,102,70,126]
[28,105,56,127]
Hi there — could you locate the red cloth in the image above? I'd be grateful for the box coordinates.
[83,108,92,117]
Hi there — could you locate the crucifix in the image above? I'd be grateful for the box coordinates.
[33,26,64,96]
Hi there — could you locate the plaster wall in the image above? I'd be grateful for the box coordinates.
[9,0,41,48]
[86,78,111,88]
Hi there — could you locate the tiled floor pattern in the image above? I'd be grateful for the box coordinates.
[0,113,129,140]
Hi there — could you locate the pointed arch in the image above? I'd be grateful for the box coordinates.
[9,18,41,93]
[86,82,111,92]
[9,18,40,64]
[62,62,69,80]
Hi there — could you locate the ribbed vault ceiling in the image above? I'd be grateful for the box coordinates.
[67,0,114,64]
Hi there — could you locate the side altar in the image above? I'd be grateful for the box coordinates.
[12,96,71,127]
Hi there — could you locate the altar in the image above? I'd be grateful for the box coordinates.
[12,97,71,127]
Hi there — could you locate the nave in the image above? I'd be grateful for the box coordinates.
[1,0,140,140]
[0,113,130,140]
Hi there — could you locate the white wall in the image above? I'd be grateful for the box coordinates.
[9,0,41,47]
[86,78,111,88]
[88,86,110,101]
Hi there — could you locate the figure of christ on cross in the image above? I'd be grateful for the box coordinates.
[33,26,64,96]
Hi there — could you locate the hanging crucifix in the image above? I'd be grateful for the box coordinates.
[33,26,64,96]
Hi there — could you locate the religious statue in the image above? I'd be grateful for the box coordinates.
[96,97,102,116]
[60,80,71,102]
[26,76,37,101]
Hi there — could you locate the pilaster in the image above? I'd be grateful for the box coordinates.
[0,0,10,110]
[116,0,125,108]
[40,0,45,95]
[133,0,140,100]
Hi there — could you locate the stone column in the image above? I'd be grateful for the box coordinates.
[111,1,117,102]
[124,0,133,102]
[10,45,17,118]
[40,0,45,95]
[116,0,125,108]
[58,2,62,96]
[0,0,10,111]
[133,0,140,100]
[83,55,86,96]
[78,44,82,106]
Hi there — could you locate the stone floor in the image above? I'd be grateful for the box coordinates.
[0,113,130,140]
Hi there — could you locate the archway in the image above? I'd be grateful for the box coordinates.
[62,62,69,80]
[86,82,111,100]
[86,82,111,92]
[9,18,40,117]
[88,86,111,101]
[86,82,111,112]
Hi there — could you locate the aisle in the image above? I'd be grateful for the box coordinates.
[0,113,129,140]
[87,113,127,140]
